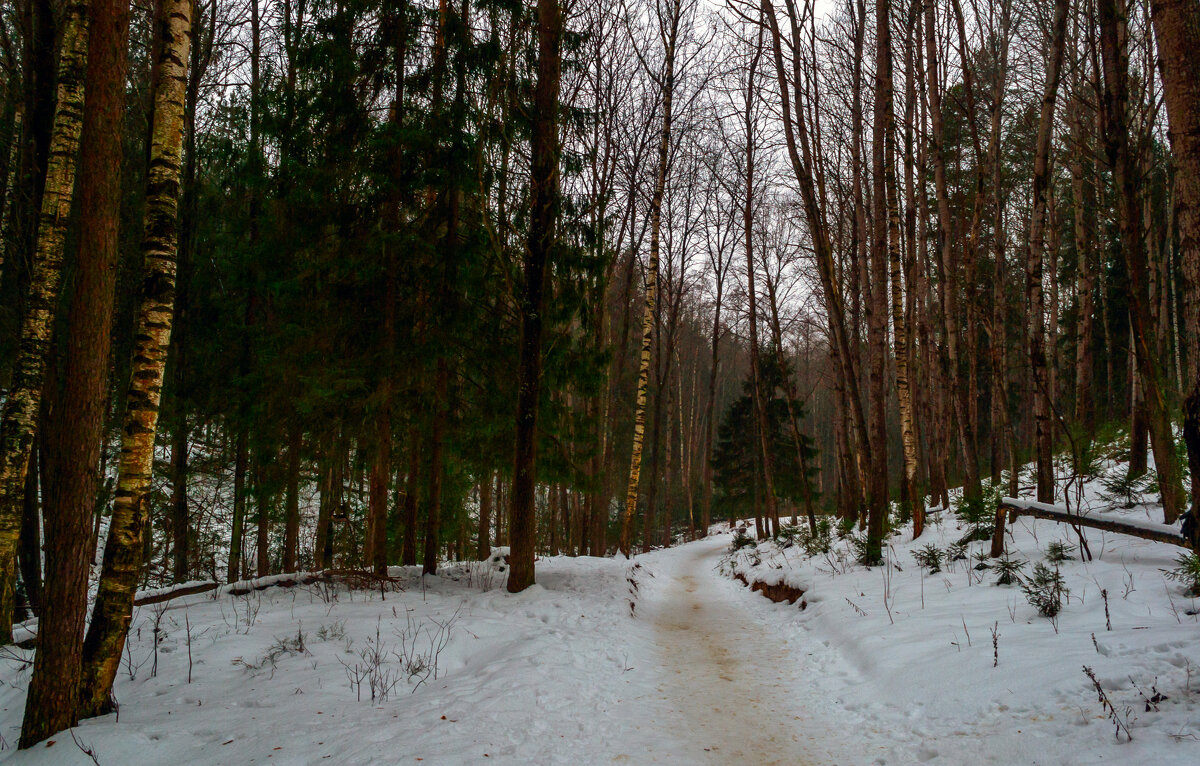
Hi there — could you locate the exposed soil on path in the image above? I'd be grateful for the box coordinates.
[647,539,837,765]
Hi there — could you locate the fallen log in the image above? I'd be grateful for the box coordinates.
[134,581,219,606]
[992,498,1190,554]
[132,569,401,607]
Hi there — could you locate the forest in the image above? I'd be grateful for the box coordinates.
[0,0,1198,753]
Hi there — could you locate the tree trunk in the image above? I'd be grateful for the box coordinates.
[315,443,335,569]
[701,269,723,536]
[283,422,300,572]
[1099,0,1187,524]
[75,0,190,721]
[423,360,448,575]
[742,24,780,543]
[20,0,129,739]
[18,446,41,618]
[228,429,248,582]
[0,0,89,642]
[509,0,561,588]
[923,0,983,507]
[254,459,269,577]
[477,473,492,560]
[170,418,188,582]
[864,0,895,562]
[167,0,210,587]
[401,426,419,565]
[1071,75,1097,433]
[1023,0,1069,503]
[1148,0,1200,541]
[621,0,682,556]
[368,414,391,576]
[762,0,875,535]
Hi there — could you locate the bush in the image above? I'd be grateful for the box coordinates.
[912,543,945,573]
[836,516,857,539]
[972,549,991,570]
[992,553,1027,586]
[774,523,802,549]
[849,533,882,567]
[799,518,832,556]
[1073,439,1104,480]
[730,527,757,552]
[1162,552,1200,596]
[1099,466,1152,509]
[1021,563,1069,618]
[945,542,967,563]
[1093,422,1129,461]
[1045,540,1076,563]
[953,480,1004,534]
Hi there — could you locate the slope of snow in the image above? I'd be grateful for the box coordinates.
[722,501,1200,762]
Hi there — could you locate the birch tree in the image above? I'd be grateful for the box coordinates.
[77,0,191,718]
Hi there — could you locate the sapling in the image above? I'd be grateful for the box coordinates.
[800,518,832,556]
[836,516,856,539]
[992,553,1027,586]
[1045,540,1076,563]
[730,528,757,552]
[912,543,945,574]
[1161,552,1200,596]
[1022,563,1069,619]
[1098,466,1152,509]
[849,533,877,566]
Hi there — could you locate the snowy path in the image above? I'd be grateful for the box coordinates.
[641,539,847,765]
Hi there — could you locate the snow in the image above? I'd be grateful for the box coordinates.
[720,492,1200,762]
[0,455,1197,763]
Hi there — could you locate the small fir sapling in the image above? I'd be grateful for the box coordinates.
[730,528,757,551]
[991,552,1027,586]
[774,523,801,548]
[912,543,945,574]
[972,549,991,571]
[836,516,857,539]
[1161,552,1200,596]
[1022,563,1069,618]
[1045,540,1076,563]
[1098,466,1152,509]
[1071,438,1104,480]
[953,481,1004,544]
[799,518,832,556]
[849,533,881,566]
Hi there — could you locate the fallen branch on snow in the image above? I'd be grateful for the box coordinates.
[990,498,1190,557]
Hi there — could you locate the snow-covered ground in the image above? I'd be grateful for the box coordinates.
[721,456,1200,764]
[0,545,851,765]
[1,460,1197,764]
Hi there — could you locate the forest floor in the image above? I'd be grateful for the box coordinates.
[0,540,855,765]
[1,472,1199,763]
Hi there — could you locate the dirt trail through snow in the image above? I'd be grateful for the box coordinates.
[647,539,830,765]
